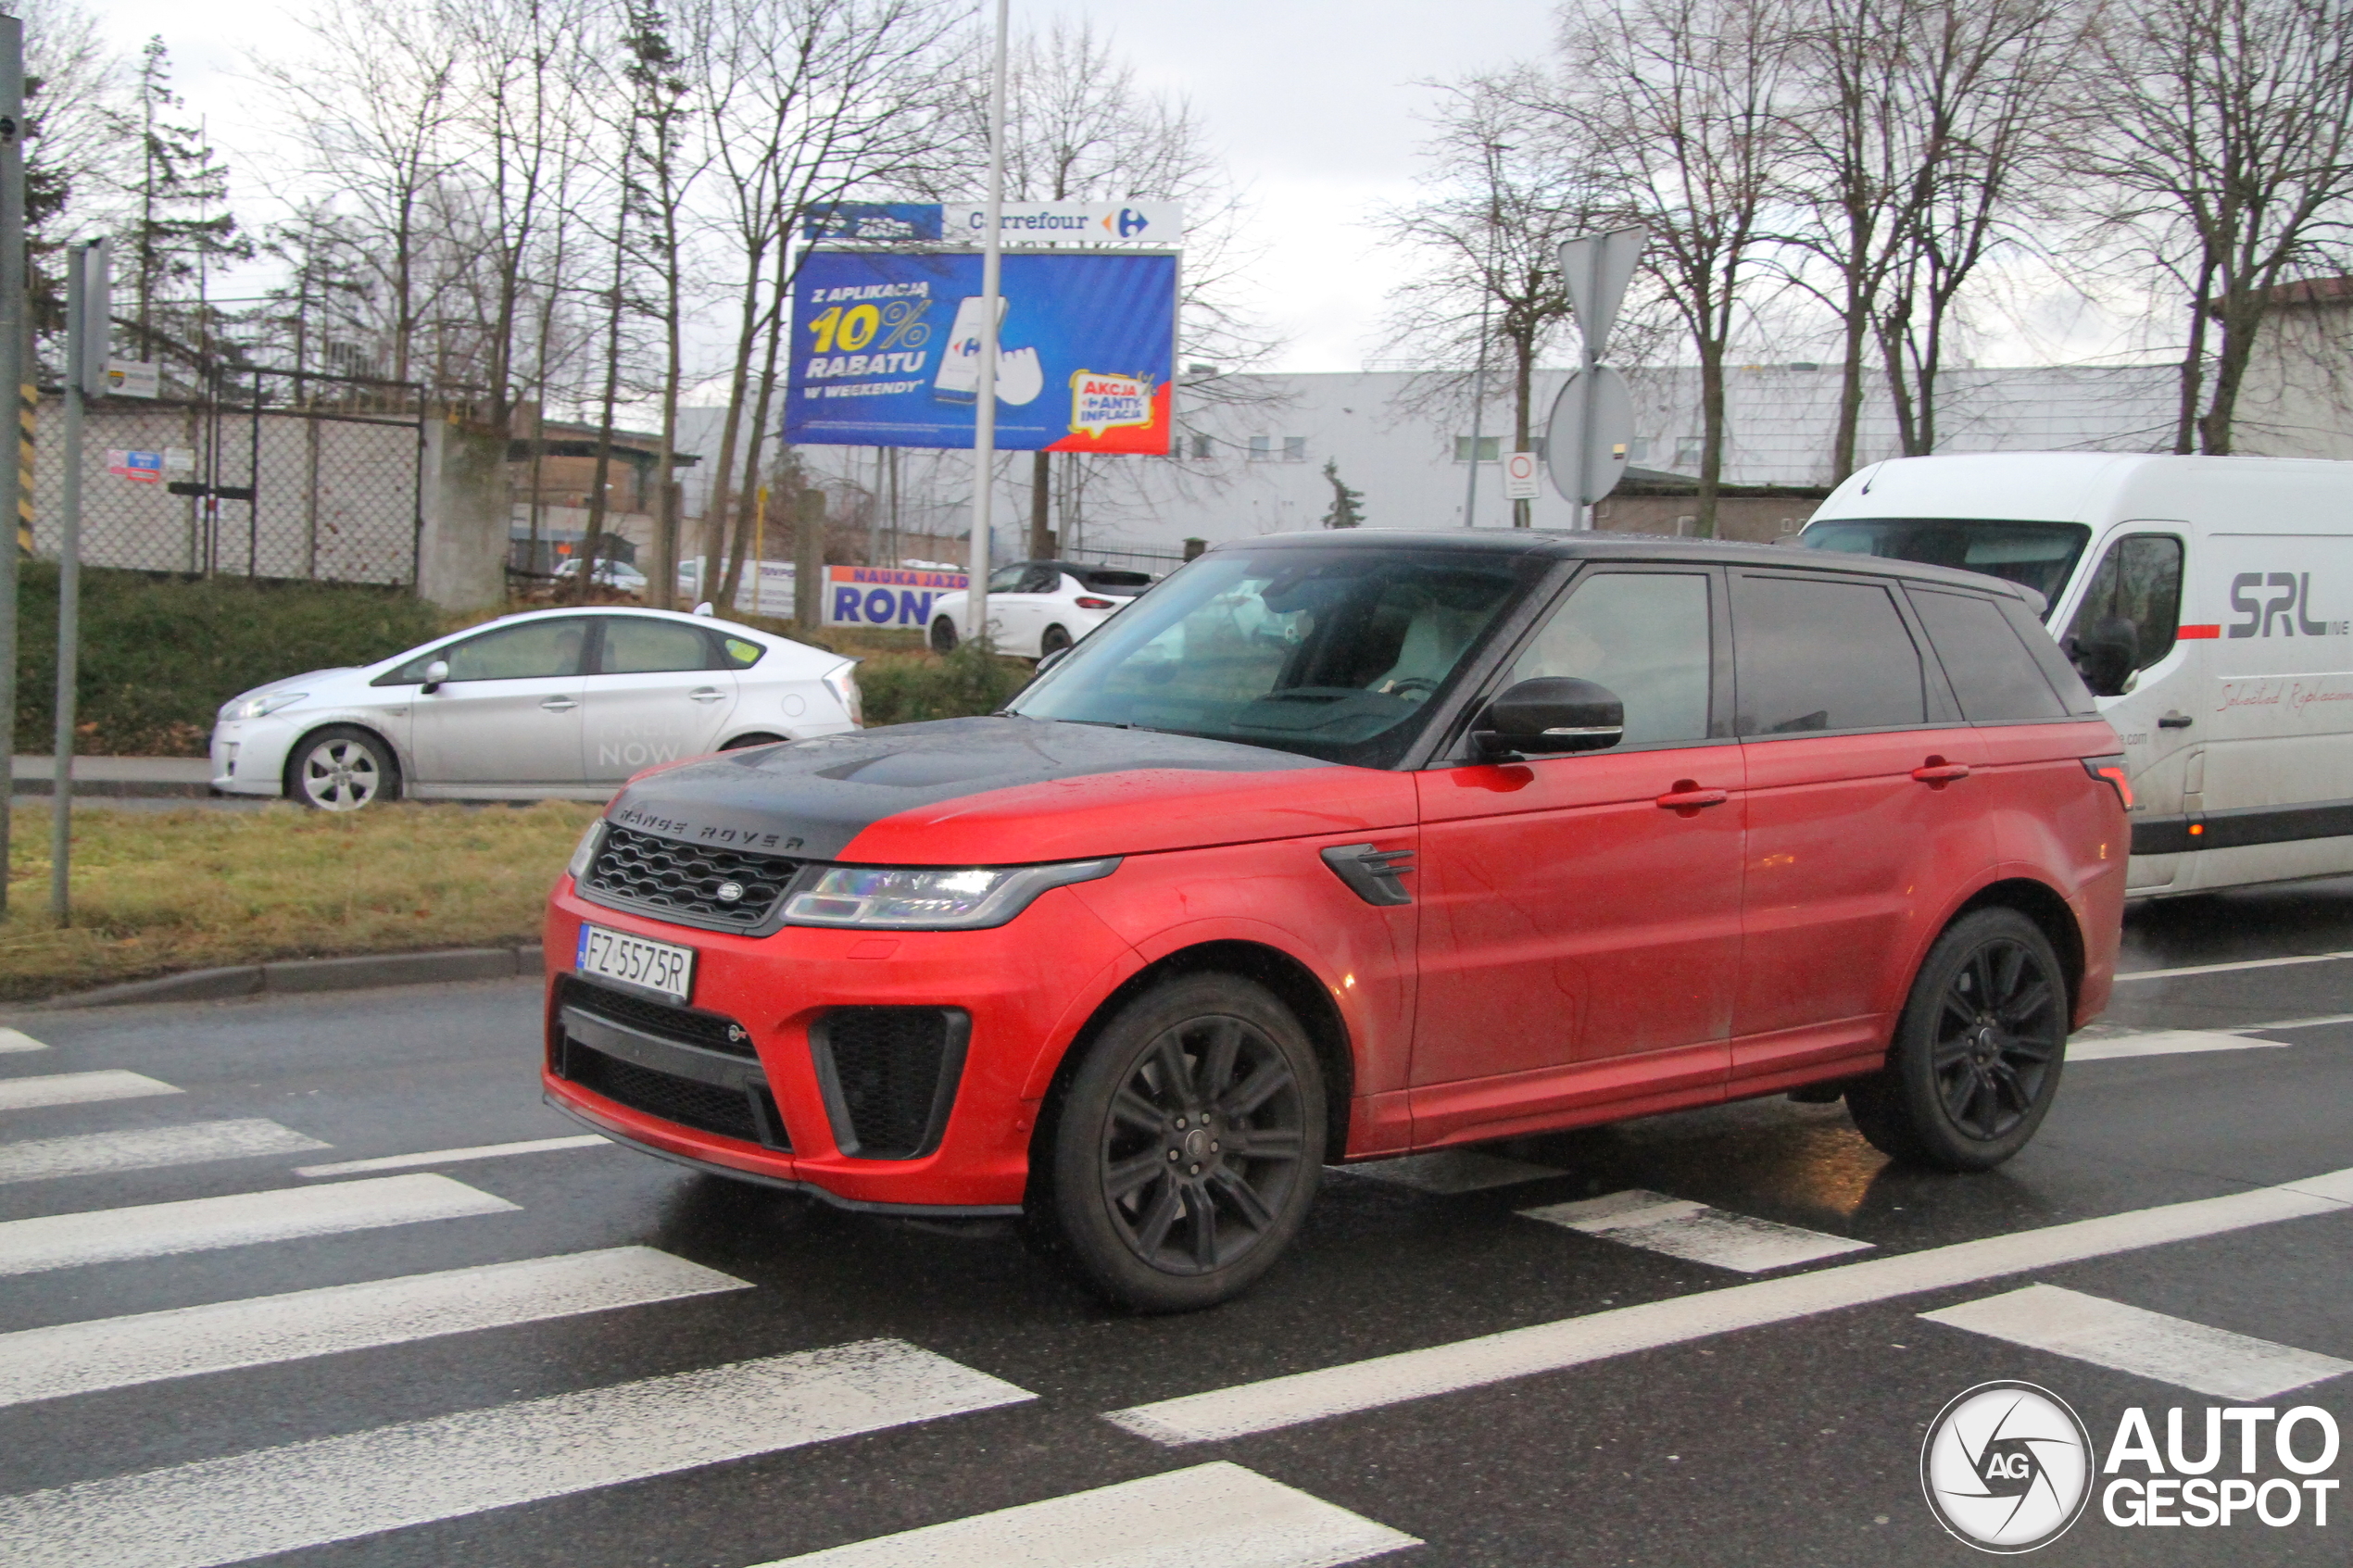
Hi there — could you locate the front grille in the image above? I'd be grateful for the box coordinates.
[562,1038,784,1148]
[579,824,799,931]
[557,974,753,1059]
[814,1008,965,1160]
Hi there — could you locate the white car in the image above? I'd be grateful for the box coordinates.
[551,558,648,595]
[926,559,1155,659]
[210,607,862,809]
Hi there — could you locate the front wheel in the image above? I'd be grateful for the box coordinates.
[929,617,958,654]
[1846,907,2068,1171]
[1038,973,1325,1311]
[286,725,400,811]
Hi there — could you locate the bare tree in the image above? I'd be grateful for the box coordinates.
[2084,0,2353,454]
[1547,0,1800,534]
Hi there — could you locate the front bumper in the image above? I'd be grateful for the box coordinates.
[541,875,1140,1210]
[209,719,296,797]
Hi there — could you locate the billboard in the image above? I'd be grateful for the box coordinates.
[821,564,969,630]
[784,249,1176,454]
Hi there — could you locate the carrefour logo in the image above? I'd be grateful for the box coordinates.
[1115,207,1151,239]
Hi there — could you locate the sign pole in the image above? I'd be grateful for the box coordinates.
[0,18,22,919]
[1568,242,1599,532]
[966,0,1010,649]
[1462,294,1490,529]
[52,241,100,922]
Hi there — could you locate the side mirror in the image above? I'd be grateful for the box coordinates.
[1471,676,1625,760]
[421,659,450,695]
[2066,616,2138,697]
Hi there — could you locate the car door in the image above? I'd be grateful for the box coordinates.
[409,617,589,790]
[581,616,739,784]
[1729,569,1994,1092]
[1410,567,1743,1145]
[996,564,1060,654]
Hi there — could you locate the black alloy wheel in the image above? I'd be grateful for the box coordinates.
[1039,974,1325,1311]
[1848,907,2068,1171]
[930,617,958,654]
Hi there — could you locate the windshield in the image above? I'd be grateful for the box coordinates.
[1009,546,1533,766]
[1800,517,2090,610]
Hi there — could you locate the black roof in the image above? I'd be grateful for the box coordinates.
[1212,528,2044,608]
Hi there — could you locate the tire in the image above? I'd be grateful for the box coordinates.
[1037,973,1326,1311]
[286,725,400,811]
[1846,907,2068,1171]
[930,616,958,654]
[1038,622,1073,657]
[721,732,786,750]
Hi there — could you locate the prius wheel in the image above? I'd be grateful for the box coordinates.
[1848,908,2068,1171]
[930,617,958,654]
[287,726,399,811]
[1039,974,1325,1311]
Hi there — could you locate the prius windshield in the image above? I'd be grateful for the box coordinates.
[1009,546,1532,766]
[1801,518,2090,610]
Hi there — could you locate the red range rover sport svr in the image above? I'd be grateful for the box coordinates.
[543,532,2129,1310]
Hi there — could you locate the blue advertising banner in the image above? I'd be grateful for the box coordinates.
[783,249,1177,454]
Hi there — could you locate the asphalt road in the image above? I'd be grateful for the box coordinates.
[1,882,2348,1567]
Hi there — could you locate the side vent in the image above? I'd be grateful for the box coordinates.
[1320,843,1416,907]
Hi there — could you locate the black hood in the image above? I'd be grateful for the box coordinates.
[606,716,1329,859]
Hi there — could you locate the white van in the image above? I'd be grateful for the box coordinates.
[1801,452,2353,897]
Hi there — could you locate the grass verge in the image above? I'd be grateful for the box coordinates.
[0,800,599,1001]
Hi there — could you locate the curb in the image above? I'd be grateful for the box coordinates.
[9,780,215,798]
[34,945,548,1010]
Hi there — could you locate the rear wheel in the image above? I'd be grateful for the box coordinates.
[287,725,400,811]
[1038,973,1325,1311]
[930,617,958,654]
[1038,622,1073,657]
[1847,907,2068,1171]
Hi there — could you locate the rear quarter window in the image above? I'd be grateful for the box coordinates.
[1906,588,2068,721]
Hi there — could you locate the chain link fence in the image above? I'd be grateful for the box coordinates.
[31,364,426,587]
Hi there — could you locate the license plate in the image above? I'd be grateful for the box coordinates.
[575,923,695,1004]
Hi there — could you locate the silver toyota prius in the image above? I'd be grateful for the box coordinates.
[209,608,862,809]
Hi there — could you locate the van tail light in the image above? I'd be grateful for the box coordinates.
[2082,754,2133,810]
[1074,596,1114,609]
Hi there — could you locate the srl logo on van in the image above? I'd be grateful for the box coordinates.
[2228,572,2351,637]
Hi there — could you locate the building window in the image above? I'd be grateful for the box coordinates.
[1189,433,1213,459]
[1249,435,1273,461]
[1453,435,1502,462]
[1674,437,1703,470]
[1629,436,1650,461]
[1282,436,1306,462]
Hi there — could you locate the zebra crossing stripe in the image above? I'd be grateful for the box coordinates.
[1920,1284,2353,1402]
[0,1173,517,1277]
[0,1247,747,1409]
[1520,1190,1871,1273]
[295,1134,607,1178]
[0,1120,330,1185]
[2067,1029,2284,1061]
[0,1340,1035,1568]
[753,1461,1419,1567]
[0,1027,46,1053]
[1106,1165,2353,1446]
[0,1071,180,1112]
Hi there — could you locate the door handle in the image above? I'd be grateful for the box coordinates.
[540,696,579,712]
[687,687,725,704]
[1911,758,1971,785]
[1655,781,1730,815]
[2158,712,2194,729]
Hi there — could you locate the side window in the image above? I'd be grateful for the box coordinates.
[2063,533,2183,696]
[438,619,588,682]
[1509,572,1712,746]
[719,635,765,669]
[1907,588,2067,721]
[1021,565,1062,594]
[598,618,721,675]
[987,565,1027,594]
[1731,573,1925,734]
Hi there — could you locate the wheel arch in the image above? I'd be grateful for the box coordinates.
[1948,875,2087,1023]
[280,719,407,799]
[1029,938,1354,1173]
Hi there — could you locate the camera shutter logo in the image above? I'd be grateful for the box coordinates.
[1921,1382,2094,1552]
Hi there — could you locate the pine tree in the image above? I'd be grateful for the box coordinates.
[131,38,245,359]
[1321,458,1365,528]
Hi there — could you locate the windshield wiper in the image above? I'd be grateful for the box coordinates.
[1048,717,1164,734]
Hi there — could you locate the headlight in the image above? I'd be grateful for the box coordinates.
[222,691,308,721]
[781,858,1116,930]
[821,661,862,726]
[567,821,606,882]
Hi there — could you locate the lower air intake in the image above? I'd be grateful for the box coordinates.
[562,1039,785,1149]
[812,1007,969,1160]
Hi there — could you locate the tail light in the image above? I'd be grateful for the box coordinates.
[2082,754,2133,810]
[1075,596,1114,609]
[822,661,863,727]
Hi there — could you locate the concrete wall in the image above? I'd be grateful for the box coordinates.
[418,420,510,610]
